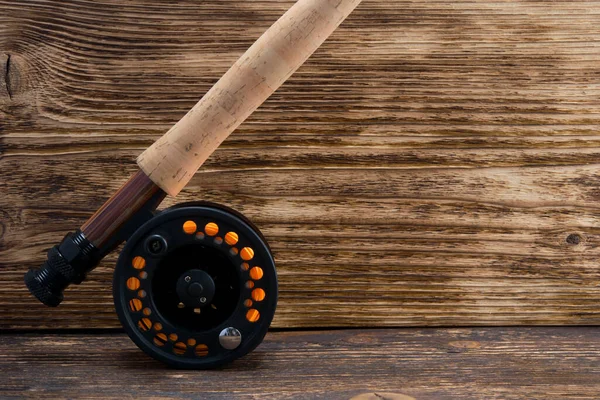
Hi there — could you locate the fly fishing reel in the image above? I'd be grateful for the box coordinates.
[114,202,277,368]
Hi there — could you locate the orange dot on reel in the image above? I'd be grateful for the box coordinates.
[251,288,266,302]
[183,220,197,234]
[249,267,263,280]
[240,247,254,261]
[132,256,146,270]
[205,222,219,236]
[195,344,209,357]
[225,232,239,245]
[129,298,143,312]
[246,309,260,323]
[127,277,140,291]
[153,333,167,347]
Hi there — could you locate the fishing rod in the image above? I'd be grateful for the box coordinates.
[24,0,362,369]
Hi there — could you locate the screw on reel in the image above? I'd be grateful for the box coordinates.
[113,202,277,369]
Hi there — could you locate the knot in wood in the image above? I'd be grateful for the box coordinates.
[566,233,582,245]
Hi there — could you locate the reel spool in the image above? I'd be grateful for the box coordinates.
[113,202,277,369]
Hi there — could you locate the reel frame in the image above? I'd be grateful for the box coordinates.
[113,202,278,369]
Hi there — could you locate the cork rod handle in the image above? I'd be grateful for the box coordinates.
[137,0,362,196]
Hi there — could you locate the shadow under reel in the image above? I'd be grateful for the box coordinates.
[114,202,277,368]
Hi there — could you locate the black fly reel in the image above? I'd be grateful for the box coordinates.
[113,202,277,369]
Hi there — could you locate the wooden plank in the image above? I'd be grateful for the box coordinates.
[2,0,600,329]
[1,328,600,399]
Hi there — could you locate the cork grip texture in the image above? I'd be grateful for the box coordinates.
[137,0,362,196]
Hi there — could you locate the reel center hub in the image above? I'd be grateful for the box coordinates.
[176,269,215,307]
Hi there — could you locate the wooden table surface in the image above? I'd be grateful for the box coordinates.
[1,327,599,399]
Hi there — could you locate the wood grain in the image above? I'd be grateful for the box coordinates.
[2,0,600,329]
[2,328,600,399]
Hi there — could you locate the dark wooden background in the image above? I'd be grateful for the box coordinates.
[3,1,600,398]
[2,0,600,331]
